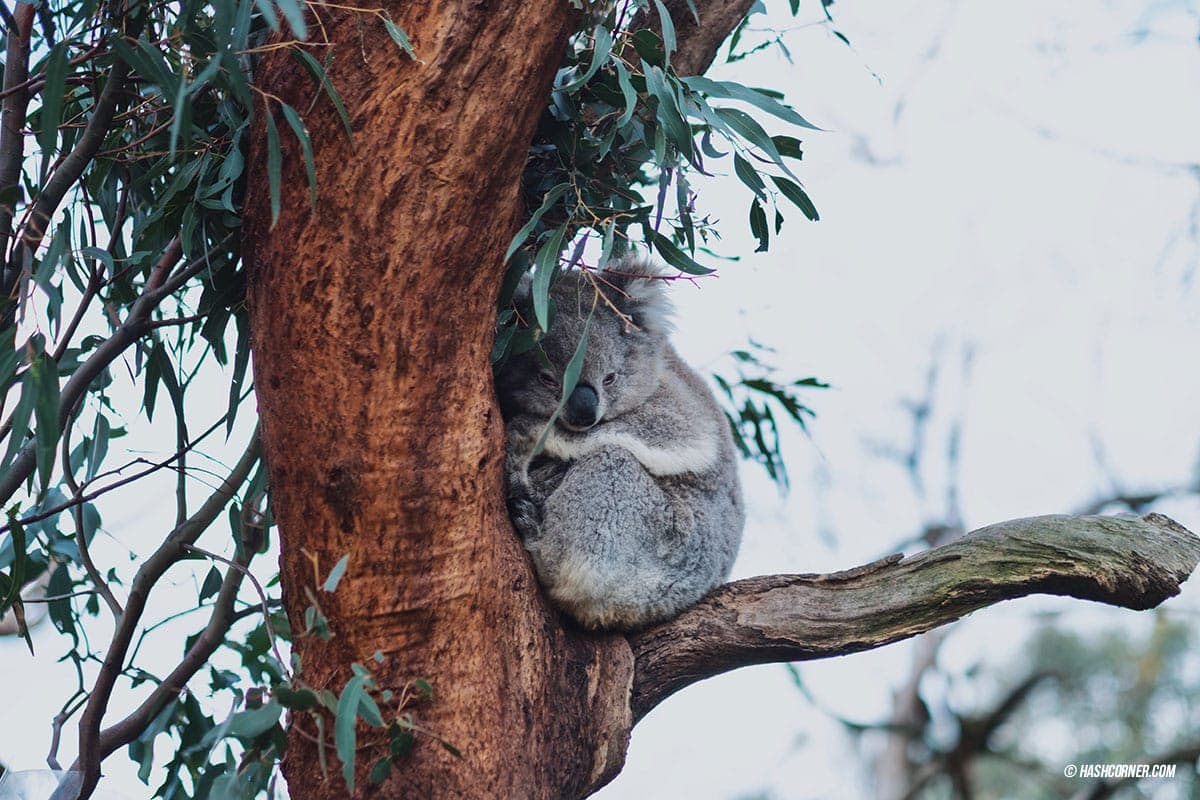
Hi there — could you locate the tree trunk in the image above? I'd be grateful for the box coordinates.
[245,4,634,797]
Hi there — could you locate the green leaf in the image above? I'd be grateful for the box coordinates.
[226,313,250,436]
[254,0,280,31]
[505,183,570,263]
[614,61,638,128]
[709,106,799,182]
[199,565,223,601]
[654,0,677,61]
[168,72,190,159]
[324,553,349,592]
[2,371,36,475]
[274,0,308,39]
[0,331,19,395]
[733,153,766,201]
[368,757,391,785]
[749,198,769,252]
[644,65,693,163]
[335,675,366,793]
[84,412,109,474]
[771,176,819,221]
[531,225,567,331]
[277,102,317,210]
[683,76,822,131]
[357,692,385,727]
[0,514,26,615]
[389,728,414,759]
[265,108,282,228]
[532,310,592,457]
[29,354,61,492]
[772,134,804,160]
[648,231,713,275]
[37,44,69,177]
[226,701,282,738]
[382,18,415,58]
[293,49,354,143]
[274,686,320,711]
[561,25,613,93]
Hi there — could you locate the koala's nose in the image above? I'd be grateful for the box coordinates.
[564,383,600,429]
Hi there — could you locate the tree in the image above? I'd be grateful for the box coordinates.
[0,2,1197,799]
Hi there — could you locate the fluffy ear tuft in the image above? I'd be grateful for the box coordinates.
[601,256,675,336]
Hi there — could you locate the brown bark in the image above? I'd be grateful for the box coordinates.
[244,3,637,797]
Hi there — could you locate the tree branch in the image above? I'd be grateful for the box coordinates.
[0,2,35,264]
[628,513,1200,720]
[630,0,758,77]
[0,235,240,506]
[69,429,260,800]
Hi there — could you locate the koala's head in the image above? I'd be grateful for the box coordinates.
[496,257,674,431]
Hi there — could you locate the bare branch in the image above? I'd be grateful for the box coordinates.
[69,429,260,800]
[0,235,237,506]
[628,513,1200,720]
[0,2,35,264]
[92,545,252,762]
[9,60,129,268]
[61,415,123,618]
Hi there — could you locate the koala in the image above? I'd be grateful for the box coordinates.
[495,256,745,630]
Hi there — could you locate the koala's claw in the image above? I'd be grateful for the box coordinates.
[506,494,543,541]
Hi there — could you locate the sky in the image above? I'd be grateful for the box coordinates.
[3,0,1200,798]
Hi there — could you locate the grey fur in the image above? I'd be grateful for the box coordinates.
[496,257,744,630]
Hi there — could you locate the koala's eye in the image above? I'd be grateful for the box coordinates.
[538,371,559,389]
[603,372,617,386]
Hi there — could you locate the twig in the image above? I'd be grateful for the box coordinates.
[0,2,34,267]
[183,543,288,680]
[67,429,259,800]
[60,415,123,617]
[0,235,238,506]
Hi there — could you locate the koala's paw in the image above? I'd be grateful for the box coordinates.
[506,493,543,541]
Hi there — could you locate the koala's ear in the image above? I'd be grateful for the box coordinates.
[602,256,675,336]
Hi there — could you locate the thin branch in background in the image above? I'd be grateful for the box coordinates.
[46,690,88,771]
[0,234,242,506]
[8,59,130,277]
[183,542,288,681]
[0,384,253,535]
[60,414,123,618]
[0,1,35,270]
[66,429,259,800]
[92,547,252,766]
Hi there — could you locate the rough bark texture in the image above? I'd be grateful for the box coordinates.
[244,3,639,798]
[629,513,1200,719]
